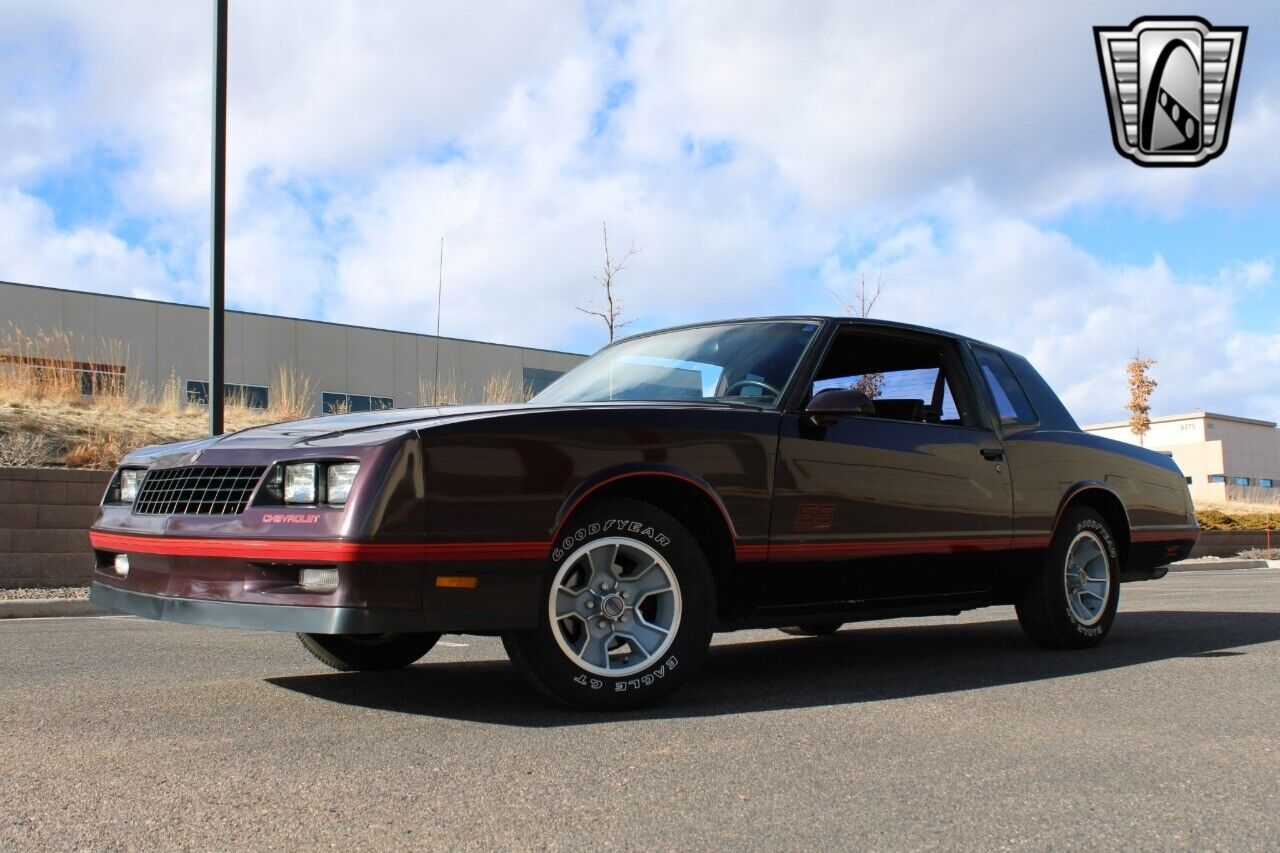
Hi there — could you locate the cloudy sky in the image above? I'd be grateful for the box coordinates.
[1,1,1277,423]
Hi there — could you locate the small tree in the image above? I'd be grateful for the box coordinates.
[1125,351,1158,446]
[828,271,884,319]
[578,221,639,343]
[829,271,885,397]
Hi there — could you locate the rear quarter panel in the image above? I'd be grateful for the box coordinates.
[1003,428,1195,538]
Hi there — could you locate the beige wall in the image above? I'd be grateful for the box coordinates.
[1085,412,1280,505]
[0,280,586,414]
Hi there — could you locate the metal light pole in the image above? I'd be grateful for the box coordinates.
[209,0,228,435]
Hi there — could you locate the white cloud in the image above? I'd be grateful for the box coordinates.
[1,0,1279,424]
[822,191,1280,422]
[0,187,192,300]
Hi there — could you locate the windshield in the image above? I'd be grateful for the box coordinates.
[533,321,820,407]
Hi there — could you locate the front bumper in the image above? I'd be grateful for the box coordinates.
[87,528,546,634]
[90,582,528,634]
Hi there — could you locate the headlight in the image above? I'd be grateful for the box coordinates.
[284,463,318,504]
[119,469,141,503]
[326,462,359,506]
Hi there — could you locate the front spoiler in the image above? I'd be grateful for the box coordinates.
[89,583,534,634]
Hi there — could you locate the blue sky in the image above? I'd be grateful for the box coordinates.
[1,1,1278,423]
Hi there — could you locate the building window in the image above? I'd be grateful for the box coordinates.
[1232,476,1251,487]
[322,392,394,414]
[522,367,564,396]
[1260,479,1275,489]
[1208,474,1226,483]
[0,353,126,396]
[185,380,269,409]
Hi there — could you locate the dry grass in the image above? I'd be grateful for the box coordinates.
[0,326,305,469]
[0,430,53,467]
[419,371,470,406]
[418,370,533,406]
[482,371,533,404]
[1,325,533,470]
[1195,507,1280,531]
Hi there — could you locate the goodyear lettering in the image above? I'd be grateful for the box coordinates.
[553,522,672,561]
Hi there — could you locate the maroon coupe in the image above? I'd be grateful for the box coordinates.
[89,318,1198,708]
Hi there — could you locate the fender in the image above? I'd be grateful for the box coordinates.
[1051,480,1131,543]
[550,463,745,550]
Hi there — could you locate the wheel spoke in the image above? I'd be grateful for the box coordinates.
[579,627,614,671]
[1079,589,1105,602]
[555,585,582,619]
[625,563,674,601]
[620,616,669,657]
[588,543,619,586]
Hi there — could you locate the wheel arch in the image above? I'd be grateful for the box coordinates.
[551,466,739,619]
[1053,482,1132,567]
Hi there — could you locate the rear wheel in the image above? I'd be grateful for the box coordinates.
[780,623,843,637]
[503,498,713,710]
[298,632,441,671]
[1015,507,1120,649]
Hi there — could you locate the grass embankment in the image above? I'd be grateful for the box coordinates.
[1195,503,1280,531]
[0,326,529,470]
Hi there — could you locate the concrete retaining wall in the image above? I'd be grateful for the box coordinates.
[1189,529,1278,558]
[0,467,108,588]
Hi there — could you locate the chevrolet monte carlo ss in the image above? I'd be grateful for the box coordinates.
[90,318,1198,709]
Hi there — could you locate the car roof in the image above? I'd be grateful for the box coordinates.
[612,315,1006,352]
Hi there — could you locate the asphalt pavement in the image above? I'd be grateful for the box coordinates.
[1,569,1277,850]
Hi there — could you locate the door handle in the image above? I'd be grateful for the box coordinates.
[980,448,1004,461]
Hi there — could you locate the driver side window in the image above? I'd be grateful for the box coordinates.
[810,329,972,426]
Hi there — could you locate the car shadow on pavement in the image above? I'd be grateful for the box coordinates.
[266,609,1280,727]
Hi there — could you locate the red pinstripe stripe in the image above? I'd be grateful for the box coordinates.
[1131,527,1199,543]
[767,533,1055,561]
[89,531,549,563]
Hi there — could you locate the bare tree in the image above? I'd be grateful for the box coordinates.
[578,221,639,343]
[1125,351,1158,446]
[828,270,884,318]
[829,271,886,396]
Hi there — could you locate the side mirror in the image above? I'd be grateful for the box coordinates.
[805,388,875,420]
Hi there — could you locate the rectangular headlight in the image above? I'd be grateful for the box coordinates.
[284,463,318,504]
[119,469,141,503]
[326,463,359,506]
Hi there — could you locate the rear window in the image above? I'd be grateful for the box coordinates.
[972,347,1037,426]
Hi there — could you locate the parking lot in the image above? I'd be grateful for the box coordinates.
[1,568,1277,850]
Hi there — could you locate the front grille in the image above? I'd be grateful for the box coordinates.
[133,465,266,516]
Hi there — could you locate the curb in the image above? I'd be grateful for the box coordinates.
[0,599,109,619]
[1167,559,1270,573]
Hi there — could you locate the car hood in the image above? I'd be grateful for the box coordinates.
[120,400,764,463]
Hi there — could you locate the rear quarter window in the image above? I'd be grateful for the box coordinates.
[972,347,1037,426]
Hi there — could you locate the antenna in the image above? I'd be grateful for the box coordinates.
[433,236,443,405]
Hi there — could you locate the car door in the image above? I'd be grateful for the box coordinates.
[763,325,1013,608]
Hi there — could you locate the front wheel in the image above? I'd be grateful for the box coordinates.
[503,497,713,710]
[298,632,441,671]
[1015,507,1120,649]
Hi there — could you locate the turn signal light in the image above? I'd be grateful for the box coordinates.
[435,575,478,589]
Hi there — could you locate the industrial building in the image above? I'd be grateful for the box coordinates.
[0,280,586,414]
[1084,411,1280,505]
